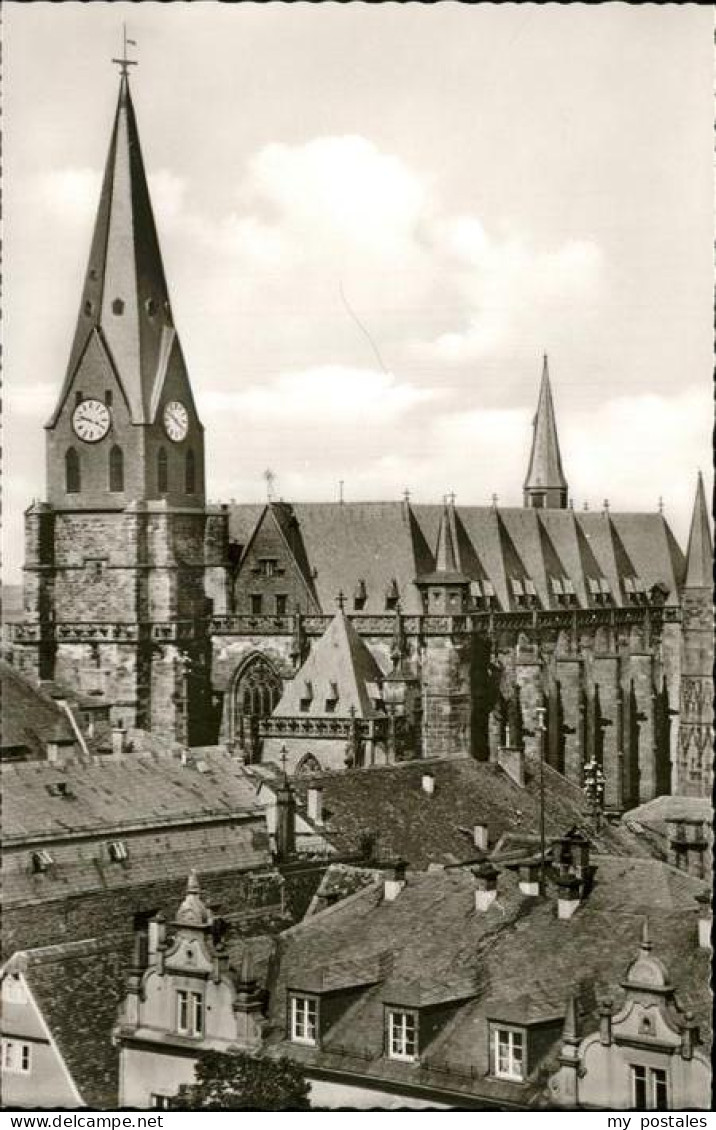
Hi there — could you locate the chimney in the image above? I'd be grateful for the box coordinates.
[112,721,127,758]
[473,861,499,912]
[556,873,582,920]
[148,913,167,961]
[47,736,74,766]
[421,771,435,796]
[696,891,712,950]
[473,823,489,852]
[518,860,541,897]
[307,785,324,826]
[384,860,407,902]
[562,830,591,879]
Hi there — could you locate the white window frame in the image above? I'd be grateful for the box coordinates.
[1,1039,31,1074]
[150,1095,171,1110]
[387,1009,418,1062]
[492,1026,525,1081]
[176,989,204,1037]
[290,994,318,1046]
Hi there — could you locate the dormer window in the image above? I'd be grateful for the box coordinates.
[524,579,536,600]
[300,680,313,713]
[108,840,128,863]
[387,1009,418,1062]
[112,298,125,316]
[491,1025,525,1081]
[385,579,400,611]
[325,681,339,713]
[31,850,53,874]
[290,994,318,1046]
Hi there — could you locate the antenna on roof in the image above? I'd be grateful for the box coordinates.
[339,480,344,505]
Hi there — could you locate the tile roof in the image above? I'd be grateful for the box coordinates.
[290,757,659,869]
[265,858,710,1105]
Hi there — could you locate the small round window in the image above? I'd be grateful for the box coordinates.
[112,298,125,316]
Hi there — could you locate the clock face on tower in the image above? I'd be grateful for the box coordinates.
[72,398,111,443]
[163,400,189,443]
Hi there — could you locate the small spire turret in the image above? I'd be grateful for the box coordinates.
[524,354,568,510]
[684,471,713,590]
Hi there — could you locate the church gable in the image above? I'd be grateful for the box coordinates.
[233,505,321,617]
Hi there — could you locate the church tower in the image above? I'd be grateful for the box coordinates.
[523,355,568,509]
[21,58,218,744]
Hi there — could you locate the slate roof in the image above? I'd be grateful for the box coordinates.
[47,76,194,429]
[1,661,77,758]
[684,472,713,589]
[523,357,567,492]
[2,748,262,842]
[290,757,659,868]
[2,749,276,907]
[226,500,687,613]
[274,611,385,719]
[264,858,710,1106]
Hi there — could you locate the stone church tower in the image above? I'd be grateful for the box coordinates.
[20,69,220,743]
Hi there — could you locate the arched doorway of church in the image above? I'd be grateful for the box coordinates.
[230,654,282,762]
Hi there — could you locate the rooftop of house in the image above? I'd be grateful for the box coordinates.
[2,923,277,1110]
[263,857,711,1106]
[227,500,686,615]
[2,746,265,844]
[623,795,713,845]
[287,757,662,869]
[0,659,106,760]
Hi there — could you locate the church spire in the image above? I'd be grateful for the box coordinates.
[51,68,181,427]
[435,499,460,575]
[524,354,568,510]
[684,471,713,590]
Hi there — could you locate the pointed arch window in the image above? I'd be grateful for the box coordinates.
[109,445,124,492]
[185,448,196,495]
[65,448,81,494]
[157,448,168,494]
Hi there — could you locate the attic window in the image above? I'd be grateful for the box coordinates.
[491,1025,525,1082]
[524,579,536,597]
[108,840,128,862]
[385,579,400,610]
[112,298,125,316]
[551,577,564,595]
[290,994,318,1046]
[387,1009,418,1062]
[32,850,54,873]
[46,781,73,798]
[300,680,313,713]
[483,580,495,598]
[511,579,524,597]
[325,681,339,712]
[564,578,575,595]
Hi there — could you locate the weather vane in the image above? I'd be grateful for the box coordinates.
[112,24,138,77]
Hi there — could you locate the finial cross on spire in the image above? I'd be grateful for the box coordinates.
[447,491,456,507]
[112,24,138,77]
[336,590,346,612]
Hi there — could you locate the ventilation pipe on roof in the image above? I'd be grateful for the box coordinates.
[518,861,541,897]
[383,860,407,902]
[473,861,499,912]
[473,823,489,852]
[307,785,323,826]
[421,771,435,795]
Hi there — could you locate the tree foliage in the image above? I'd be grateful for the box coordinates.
[170,1049,312,1111]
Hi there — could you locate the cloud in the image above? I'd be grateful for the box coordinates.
[28,167,101,223]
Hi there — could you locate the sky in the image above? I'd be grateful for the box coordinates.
[3,3,713,582]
